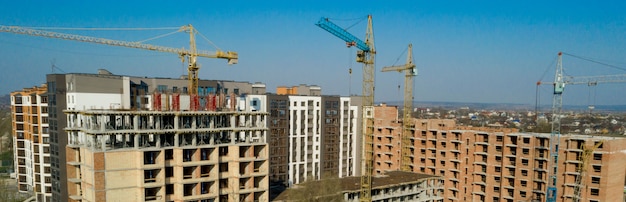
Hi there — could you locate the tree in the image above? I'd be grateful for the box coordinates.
[0,177,27,202]
[288,173,343,202]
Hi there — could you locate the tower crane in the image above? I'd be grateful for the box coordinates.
[0,24,238,96]
[316,15,375,202]
[381,44,417,172]
[541,52,626,202]
[572,140,604,202]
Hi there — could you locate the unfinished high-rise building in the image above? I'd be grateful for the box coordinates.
[40,70,269,201]
[372,104,626,202]
[266,86,360,187]
[11,84,52,202]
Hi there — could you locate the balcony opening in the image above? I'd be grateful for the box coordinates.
[240,162,250,175]
[201,182,212,194]
[254,145,265,158]
[183,149,196,162]
[145,187,161,201]
[183,167,196,179]
[201,165,212,177]
[144,169,159,183]
[254,176,264,189]
[254,161,263,173]
[143,151,159,165]
[240,178,249,189]
[201,148,213,160]
[240,146,250,158]
[184,183,196,196]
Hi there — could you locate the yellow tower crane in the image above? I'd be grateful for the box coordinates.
[572,140,604,202]
[381,44,417,172]
[0,24,238,96]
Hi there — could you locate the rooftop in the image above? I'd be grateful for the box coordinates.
[274,171,441,201]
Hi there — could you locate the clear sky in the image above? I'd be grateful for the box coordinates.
[1,1,626,106]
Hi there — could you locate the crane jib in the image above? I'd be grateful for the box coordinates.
[315,17,370,52]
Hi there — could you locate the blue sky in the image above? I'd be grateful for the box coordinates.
[1,1,626,106]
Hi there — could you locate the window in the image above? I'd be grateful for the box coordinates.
[523,138,530,144]
[494,186,500,193]
[496,136,503,142]
[166,167,174,177]
[496,146,502,152]
[520,191,527,197]
[219,147,229,156]
[165,149,173,160]
[521,169,528,176]
[521,180,527,187]
[522,148,529,155]
[220,163,229,172]
[522,159,528,166]
[590,188,599,196]
[591,177,600,184]
[495,166,501,173]
[166,184,174,195]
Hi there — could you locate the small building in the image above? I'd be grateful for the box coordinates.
[274,171,444,202]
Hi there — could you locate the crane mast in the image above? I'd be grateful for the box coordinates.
[547,52,564,202]
[316,15,375,202]
[381,44,417,172]
[0,24,238,97]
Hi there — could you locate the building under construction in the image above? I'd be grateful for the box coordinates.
[372,104,626,202]
[40,71,270,201]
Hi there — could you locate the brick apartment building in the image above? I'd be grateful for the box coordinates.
[372,104,626,202]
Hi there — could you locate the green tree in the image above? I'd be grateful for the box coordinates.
[288,173,343,202]
[0,177,27,202]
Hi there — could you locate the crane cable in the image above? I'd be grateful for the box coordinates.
[196,30,223,51]
[327,16,368,32]
[562,52,626,72]
[535,55,557,121]
[22,26,180,31]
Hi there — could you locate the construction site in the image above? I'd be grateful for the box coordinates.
[3,9,626,202]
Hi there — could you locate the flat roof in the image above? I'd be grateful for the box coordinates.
[274,171,441,201]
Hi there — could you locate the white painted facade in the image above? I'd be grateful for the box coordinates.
[287,96,322,185]
[12,90,52,201]
[338,97,359,178]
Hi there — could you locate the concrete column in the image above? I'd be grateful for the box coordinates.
[230,131,236,144]
[134,134,139,149]
[99,115,106,131]
[174,115,179,130]
[156,116,161,130]
[133,115,139,130]
[230,114,236,128]
[192,133,196,146]
[192,116,197,129]
[174,134,179,147]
